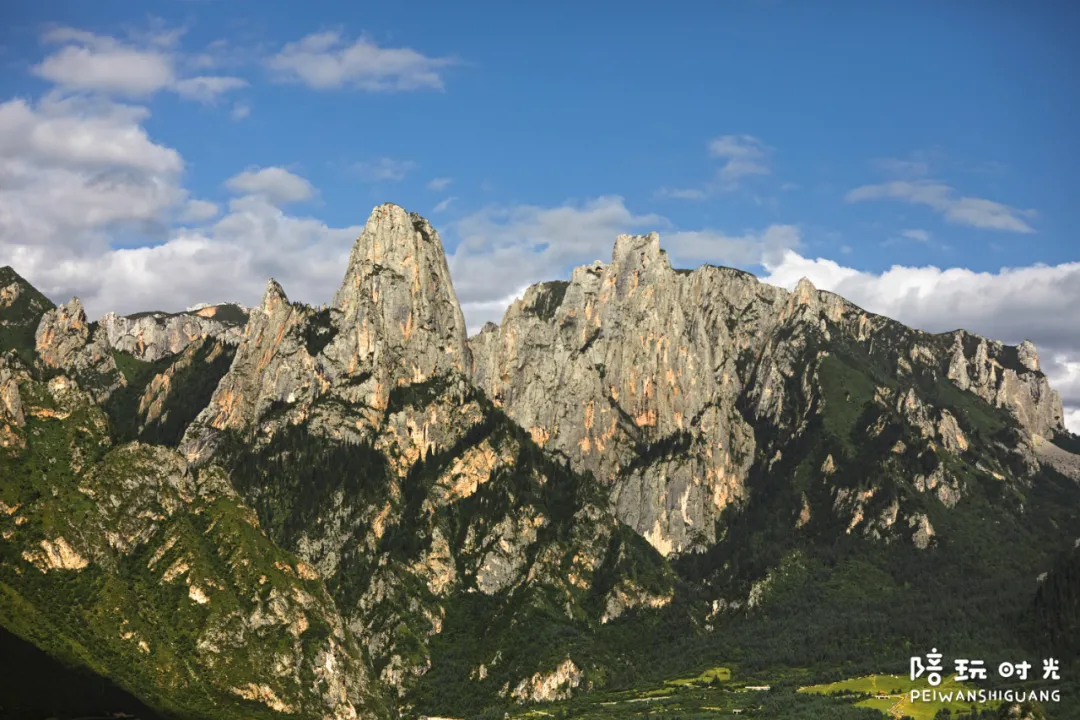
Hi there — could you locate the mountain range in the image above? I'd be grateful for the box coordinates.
[2,204,1079,720]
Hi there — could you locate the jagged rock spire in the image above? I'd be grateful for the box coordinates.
[324,203,471,383]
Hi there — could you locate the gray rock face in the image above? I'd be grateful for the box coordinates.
[470,233,1068,556]
[33,298,247,407]
[946,331,1065,440]
[99,305,247,363]
[1,266,54,331]
[34,298,124,402]
[180,279,322,462]
[0,353,25,428]
[0,352,28,450]
[470,233,790,554]
[326,204,470,387]
[183,204,472,461]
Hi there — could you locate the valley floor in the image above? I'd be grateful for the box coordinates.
[430,665,1069,720]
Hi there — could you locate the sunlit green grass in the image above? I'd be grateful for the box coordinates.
[665,665,732,687]
[799,673,1002,719]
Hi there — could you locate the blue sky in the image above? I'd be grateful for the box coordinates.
[1,1,1078,428]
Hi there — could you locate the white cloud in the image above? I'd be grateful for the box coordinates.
[35,28,176,96]
[1,104,356,317]
[230,102,250,121]
[1065,410,1080,435]
[352,157,416,182]
[449,197,663,321]
[433,197,455,213]
[0,95,181,174]
[663,225,801,266]
[180,199,220,223]
[267,31,455,91]
[901,228,931,242]
[12,196,364,319]
[427,177,452,191]
[845,180,1035,233]
[708,134,772,186]
[462,287,533,336]
[32,25,248,107]
[225,167,315,205]
[0,94,186,255]
[762,251,1080,430]
[173,76,248,103]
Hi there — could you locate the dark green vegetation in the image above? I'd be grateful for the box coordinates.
[1032,547,1080,660]
[0,267,55,366]
[108,339,236,446]
[1,357,388,718]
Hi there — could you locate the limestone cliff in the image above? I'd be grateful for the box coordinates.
[182,203,471,462]
[34,297,124,402]
[32,298,246,409]
[100,304,247,363]
[470,234,1068,555]
[326,204,470,386]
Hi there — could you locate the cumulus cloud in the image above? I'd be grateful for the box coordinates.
[761,251,1080,431]
[15,196,364,318]
[225,167,315,205]
[352,157,416,182]
[427,177,452,191]
[449,197,662,321]
[845,180,1035,233]
[433,197,455,213]
[0,94,186,254]
[663,225,801,266]
[35,27,176,96]
[32,25,247,104]
[267,31,456,91]
[180,199,220,223]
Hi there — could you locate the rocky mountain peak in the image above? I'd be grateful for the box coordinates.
[1018,338,1041,372]
[181,204,475,459]
[794,276,817,297]
[34,297,90,368]
[611,232,669,275]
[324,202,470,383]
[34,297,123,402]
[260,277,289,313]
